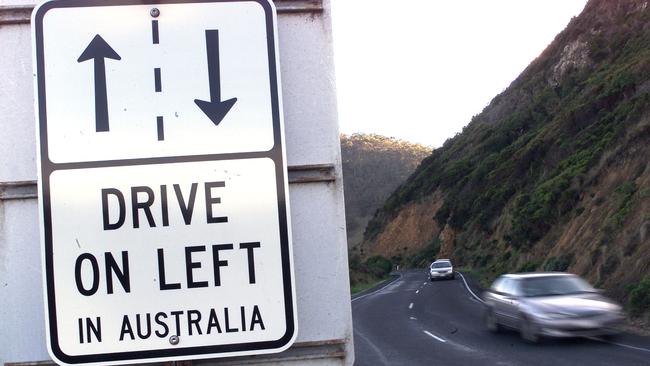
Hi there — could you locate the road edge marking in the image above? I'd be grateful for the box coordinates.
[587,337,650,353]
[351,274,401,302]
[424,330,447,343]
[354,328,392,365]
[456,271,485,304]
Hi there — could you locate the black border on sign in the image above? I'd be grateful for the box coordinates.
[33,0,295,363]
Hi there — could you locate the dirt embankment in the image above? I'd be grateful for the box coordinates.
[364,116,650,303]
[541,117,650,298]
[361,191,444,260]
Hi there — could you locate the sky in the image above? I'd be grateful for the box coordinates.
[331,0,589,148]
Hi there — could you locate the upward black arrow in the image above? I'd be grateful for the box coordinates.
[194,30,237,126]
[78,34,121,132]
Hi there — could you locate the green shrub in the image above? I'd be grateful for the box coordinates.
[517,261,540,273]
[363,218,384,241]
[611,181,637,228]
[365,256,392,278]
[407,238,441,268]
[435,204,451,226]
[628,277,650,316]
[349,254,362,271]
[544,255,573,272]
[600,256,620,277]
[475,253,493,267]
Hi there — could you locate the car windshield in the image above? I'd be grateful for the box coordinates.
[521,276,595,297]
[431,261,451,268]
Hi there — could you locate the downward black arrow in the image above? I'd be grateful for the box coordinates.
[78,34,121,132]
[194,30,237,126]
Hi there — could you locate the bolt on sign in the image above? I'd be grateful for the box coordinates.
[32,0,296,364]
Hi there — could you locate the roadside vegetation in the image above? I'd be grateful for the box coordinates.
[349,254,394,295]
[358,0,650,323]
[350,277,391,295]
[627,277,650,319]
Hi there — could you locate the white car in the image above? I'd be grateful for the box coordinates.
[483,273,624,342]
[429,259,454,281]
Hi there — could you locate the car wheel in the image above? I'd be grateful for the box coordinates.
[484,308,501,333]
[520,316,540,343]
[429,277,434,282]
[451,273,456,279]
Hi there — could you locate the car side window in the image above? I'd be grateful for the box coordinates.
[491,277,506,293]
[506,279,522,296]
[501,279,513,294]
[498,279,523,296]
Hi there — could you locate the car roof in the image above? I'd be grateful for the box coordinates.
[500,272,573,279]
[432,259,451,263]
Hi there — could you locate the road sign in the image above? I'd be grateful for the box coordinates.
[32,0,296,364]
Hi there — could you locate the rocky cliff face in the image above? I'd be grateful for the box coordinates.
[360,0,650,303]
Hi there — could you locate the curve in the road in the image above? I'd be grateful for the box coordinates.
[352,270,650,366]
[455,271,484,304]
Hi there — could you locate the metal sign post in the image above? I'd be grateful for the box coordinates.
[32,0,296,364]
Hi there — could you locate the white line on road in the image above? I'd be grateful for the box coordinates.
[588,337,650,353]
[416,290,420,294]
[424,330,447,343]
[456,271,485,304]
[409,316,417,320]
[409,302,414,309]
[354,328,392,365]
[607,341,650,353]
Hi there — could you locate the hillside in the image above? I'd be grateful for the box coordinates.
[359,0,650,315]
[341,133,430,248]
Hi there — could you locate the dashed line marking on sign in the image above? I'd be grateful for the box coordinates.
[157,116,164,141]
[154,68,162,92]
[152,20,159,44]
[152,18,163,140]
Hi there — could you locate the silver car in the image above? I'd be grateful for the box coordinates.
[429,259,455,281]
[483,272,624,342]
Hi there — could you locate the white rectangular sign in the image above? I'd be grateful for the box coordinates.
[33,0,296,364]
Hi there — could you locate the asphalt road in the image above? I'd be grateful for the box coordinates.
[352,271,650,366]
